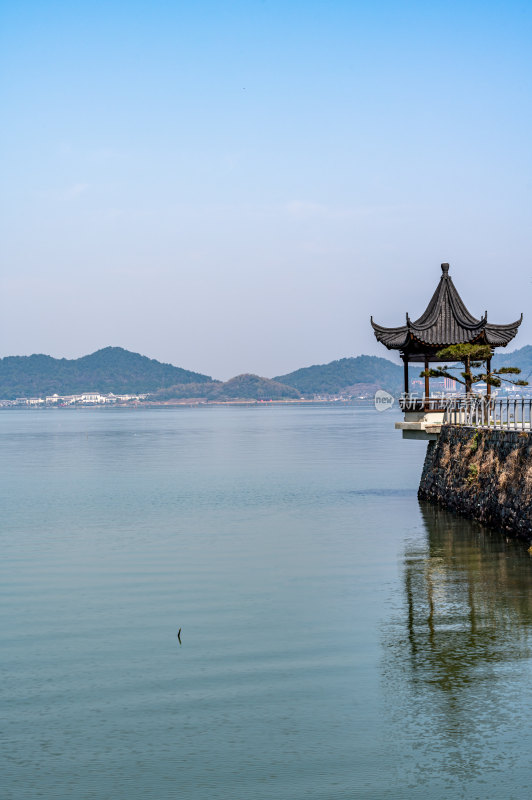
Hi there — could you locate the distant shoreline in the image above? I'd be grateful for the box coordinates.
[0,398,375,410]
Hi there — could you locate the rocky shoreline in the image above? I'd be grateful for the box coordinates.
[419,425,532,543]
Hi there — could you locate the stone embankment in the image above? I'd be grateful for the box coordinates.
[419,426,532,542]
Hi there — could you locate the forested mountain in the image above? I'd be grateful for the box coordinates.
[275,346,532,396]
[274,355,405,395]
[152,374,301,401]
[492,345,532,383]
[214,375,301,400]
[0,347,213,399]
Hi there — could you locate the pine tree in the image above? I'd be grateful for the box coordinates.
[420,343,528,396]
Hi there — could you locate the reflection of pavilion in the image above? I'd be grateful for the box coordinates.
[402,503,532,690]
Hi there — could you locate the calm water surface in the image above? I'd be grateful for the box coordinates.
[2,406,532,799]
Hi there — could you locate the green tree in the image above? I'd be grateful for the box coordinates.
[420,343,528,396]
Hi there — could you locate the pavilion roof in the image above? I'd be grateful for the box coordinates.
[371,263,522,355]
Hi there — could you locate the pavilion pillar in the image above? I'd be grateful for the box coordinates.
[403,356,409,395]
[483,356,492,427]
[424,357,430,407]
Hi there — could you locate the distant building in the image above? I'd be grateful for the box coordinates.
[10,391,148,407]
[81,393,104,403]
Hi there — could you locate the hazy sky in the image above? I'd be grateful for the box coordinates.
[1,0,531,379]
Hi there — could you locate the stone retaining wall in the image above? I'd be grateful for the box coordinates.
[418,426,532,542]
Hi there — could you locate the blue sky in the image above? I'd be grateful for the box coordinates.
[1,0,531,378]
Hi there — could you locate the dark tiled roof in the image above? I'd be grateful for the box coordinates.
[371,263,522,352]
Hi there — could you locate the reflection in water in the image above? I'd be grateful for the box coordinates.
[405,505,532,686]
[383,503,532,795]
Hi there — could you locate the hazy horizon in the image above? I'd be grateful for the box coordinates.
[2,1,531,378]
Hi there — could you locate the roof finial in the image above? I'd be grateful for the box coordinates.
[441,262,449,274]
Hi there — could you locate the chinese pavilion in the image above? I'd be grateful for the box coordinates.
[371,263,522,400]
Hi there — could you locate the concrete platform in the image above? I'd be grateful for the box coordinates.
[395,410,445,441]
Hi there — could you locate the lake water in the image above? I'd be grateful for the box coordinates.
[2,405,532,799]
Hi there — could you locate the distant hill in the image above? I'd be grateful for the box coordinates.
[152,374,301,401]
[274,355,404,396]
[215,374,301,400]
[0,347,213,399]
[492,345,532,383]
[151,381,223,400]
[275,347,532,397]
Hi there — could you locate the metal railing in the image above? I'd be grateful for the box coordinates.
[443,396,532,430]
[399,393,532,430]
